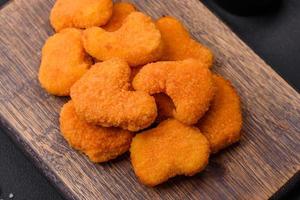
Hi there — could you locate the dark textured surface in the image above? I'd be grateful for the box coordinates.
[203,0,300,90]
[0,129,64,200]
[0,0,299,199]
[0,0,6,7]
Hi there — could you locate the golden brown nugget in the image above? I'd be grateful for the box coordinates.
[156,16,213,67]
[102,2,136,31]
[133,59,215,125]
[130,119,210,187]
[197,74,242,153]
[83,12,163,66]
[128,66,142,90]
[70,58,157,131]
[60,101,133,163]
[38,28,92,96]
[130,68,174,121]
[50,0,113,32]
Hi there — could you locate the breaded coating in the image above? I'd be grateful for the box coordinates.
[102,2,136,31]
[154,93,174,123]
[83,12,163,66]
[60,101,133,163]
[130,119,210,187]
[38,28,92,96]
[197,74,242,153]
[132,59,215,125]
[131,68,173,123]
[50,0,113,32]
[70,58,157,131]
[129,66,142,90]
[156,16,213,67]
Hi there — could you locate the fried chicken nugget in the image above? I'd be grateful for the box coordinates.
[197,74,242,153]
[130,119,210,187]
[102,2,136,31]
[50,0,113,32]
[130,68,174,123]
[132,59,215,125]
[60,101,133,163]
[39,28,92,96]
[70,58,157,131]
[156,16,213,67]
[83,12,163,66]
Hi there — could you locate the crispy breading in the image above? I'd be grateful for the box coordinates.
[130,68,174,123]
[156,16,213,67]
[50,0,113,32]
[83,12,163,66]
[60,101,133,162]
[132,59,215,125]
[70,58,157,131]
[38,28,92,96]
[128,66,143,90]
[102,2,136,31]
[130,119,210,186]
[197,74,242,153]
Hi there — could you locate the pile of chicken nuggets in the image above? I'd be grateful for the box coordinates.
[39,0,243,187]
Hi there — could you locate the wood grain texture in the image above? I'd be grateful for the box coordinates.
[0,0,299,199]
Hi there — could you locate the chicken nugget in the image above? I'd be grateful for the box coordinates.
[39,28,92,96]
[70,58,157,131]
[102,2,136,31]
[83,12,163,66]
[197,74,242,153]
[50,0,113,32]
[132,59,215,125]
[130,119,210,187]
[60,101,133,162]
[128,66,143,90]
[156,16,213,67]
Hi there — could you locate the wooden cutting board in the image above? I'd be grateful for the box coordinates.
[0,0,299,199]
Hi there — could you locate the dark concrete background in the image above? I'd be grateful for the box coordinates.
[0,0,299,199]
[203,0,300,91]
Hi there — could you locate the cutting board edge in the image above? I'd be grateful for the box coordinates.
[1,113,298,200]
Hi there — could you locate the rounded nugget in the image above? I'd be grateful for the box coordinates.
[60,101,133,162]
[83,12,163,66]
[197,74,242,153]
[156,16,213,67]
[50,0,113,32]
[132,59,215,125]
[130,119,210,187]
[102,2,136,31]
[130,68,175,123]
[70,58,157,131]
[39,28,92,96]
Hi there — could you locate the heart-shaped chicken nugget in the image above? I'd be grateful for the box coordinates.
[102,2,136,31]
[130,119,210,187]
[39,28,92,96]
[50,0,113,32]
[156,16,213,67]
[83,12,163,66]
[70,58,157,131]
[197,74,242,153]
[60,101,133,163]
[132,59,215,125]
